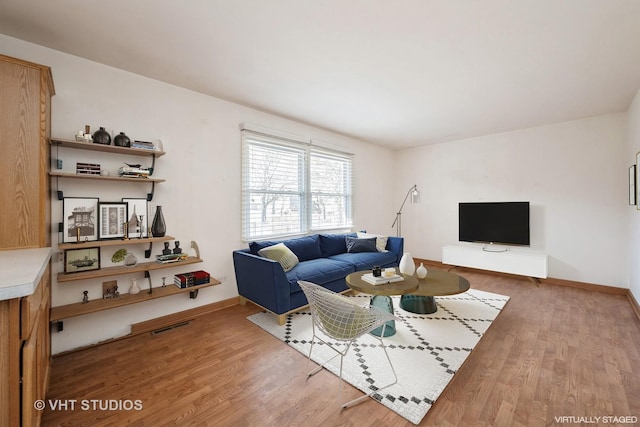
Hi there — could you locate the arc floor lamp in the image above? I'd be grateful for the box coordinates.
[391,184,420,237]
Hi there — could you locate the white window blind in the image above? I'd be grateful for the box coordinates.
[241,129,352,241]
[309,150,352,231]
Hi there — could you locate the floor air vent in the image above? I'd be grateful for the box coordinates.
[150,321,191,335]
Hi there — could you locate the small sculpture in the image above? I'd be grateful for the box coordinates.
[162,277,167,287]
[82,290,89,304]
[104,288,112,299]
[162,242,172,255]
[139,215,145,238]
[113,285,119,298]
[173,241,182,254]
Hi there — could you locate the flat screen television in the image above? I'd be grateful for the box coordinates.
[458,202,530,246]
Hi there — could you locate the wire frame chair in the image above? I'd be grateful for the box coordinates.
[297,280,400,409]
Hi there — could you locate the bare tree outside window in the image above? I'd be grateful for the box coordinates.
[246,142,303,238]
[242,132,352,241]
[310,153,350,228]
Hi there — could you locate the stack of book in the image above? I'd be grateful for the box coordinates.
[155,253,187,264]
[174,270,210,288]
[132,140,157,150]
[76,162,101,175]
[118,165,151,178]
[361,272,404,285]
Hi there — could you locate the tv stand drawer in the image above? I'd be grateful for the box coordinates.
[442,245,548,279]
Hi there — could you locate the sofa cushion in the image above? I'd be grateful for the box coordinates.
[250,235,321,261]
[286,258,355,290]
[357,232,389,252]
[329,250,398,271]
[257,243,299,272]
[345,236,377,253]
[319,233,357,257]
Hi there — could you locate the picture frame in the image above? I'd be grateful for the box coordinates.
[636,152,640,210]
[62,197,99,243]
[98,202,128,239]
[122,198,148,238]
[630,164,636,206]
[64,247,100,273]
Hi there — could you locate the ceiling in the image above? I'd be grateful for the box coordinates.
[1,1,640,149]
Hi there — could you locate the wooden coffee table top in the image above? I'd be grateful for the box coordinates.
[346,268,419,296]
[411,268,470,297]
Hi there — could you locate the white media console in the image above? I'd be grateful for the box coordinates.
[442,245,548,279]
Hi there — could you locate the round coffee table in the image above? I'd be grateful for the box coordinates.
[399,269,470,314]
[345,269,418,337]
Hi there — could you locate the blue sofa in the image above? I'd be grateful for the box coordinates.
[233,233,404,324]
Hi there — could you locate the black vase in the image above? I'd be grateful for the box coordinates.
[151,206,166,237]
[92,127,111,145]
[114,132,131,147]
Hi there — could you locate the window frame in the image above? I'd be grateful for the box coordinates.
[241,129,353,241]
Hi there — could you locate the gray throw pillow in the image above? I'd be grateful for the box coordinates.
[345,237,377,253]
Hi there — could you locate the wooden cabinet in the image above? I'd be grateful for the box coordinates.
[0,248,52,427]
[0,54,54,427]
[0,54,54,250]
[21,265,51,427]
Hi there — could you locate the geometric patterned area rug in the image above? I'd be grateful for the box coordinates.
[247,288,509,424]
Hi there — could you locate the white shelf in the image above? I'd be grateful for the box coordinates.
[442,244,548,279]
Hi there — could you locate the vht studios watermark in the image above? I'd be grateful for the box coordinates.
[34,399,143,411]
[555,415,638,424]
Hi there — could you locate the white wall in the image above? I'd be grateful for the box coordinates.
[627,88,640,302]
[3,33,634,353]
[0,35,396,353]
[395,114,629,287]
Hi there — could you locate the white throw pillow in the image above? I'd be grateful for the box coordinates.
[258,243,299,272]
[357,232,388,252]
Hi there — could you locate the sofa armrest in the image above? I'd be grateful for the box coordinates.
[232,250,291,314]
[385,236,404,264]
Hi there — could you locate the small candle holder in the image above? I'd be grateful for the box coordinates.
[372,266,382,277]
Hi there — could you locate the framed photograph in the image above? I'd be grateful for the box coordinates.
[122,198,148,238]
[64,247,100,273]
[637,153,640,210]
[630,165,636,206]
[63,197,99,243]
[98,202,128,239]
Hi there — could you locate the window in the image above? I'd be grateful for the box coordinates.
[241,129,352,241]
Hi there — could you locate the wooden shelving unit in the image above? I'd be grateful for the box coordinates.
[58,235,175,251]
[57,256,203,283]
[50,137,166,157]
[49,138,214,328]
[49,137,165,200]
[50,278,221,322]
[49,170,165,183]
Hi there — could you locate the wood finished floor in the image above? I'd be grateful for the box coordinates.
[42,268,640,426]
